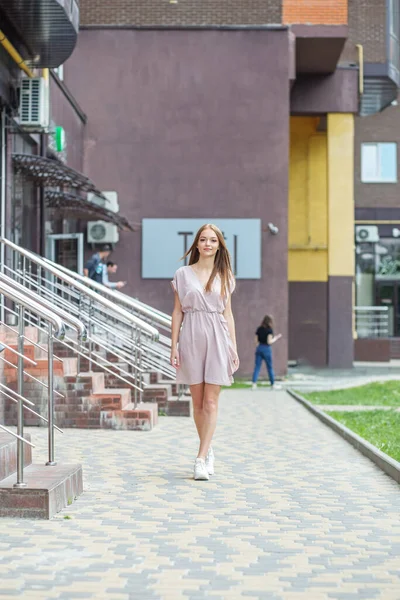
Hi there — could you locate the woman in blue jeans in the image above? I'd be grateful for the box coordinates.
[252,315,282,390]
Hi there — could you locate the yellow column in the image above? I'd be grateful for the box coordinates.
[327,114,355,278]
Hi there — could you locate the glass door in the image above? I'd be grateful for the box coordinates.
[47,233,84,275]
[375,283,400,336]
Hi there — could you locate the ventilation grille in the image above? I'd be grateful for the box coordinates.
[19,78,48,127]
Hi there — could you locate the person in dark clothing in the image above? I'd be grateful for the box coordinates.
[83,245,111,284]
[252,315,282,390]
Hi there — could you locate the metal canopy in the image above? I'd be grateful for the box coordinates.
[12,154,137,232]
[45,191,137,232]
[13,154,107,199]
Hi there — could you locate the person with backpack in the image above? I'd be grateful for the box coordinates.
[83,245,111,283]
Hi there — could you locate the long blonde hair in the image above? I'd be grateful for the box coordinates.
[182,223,234,297]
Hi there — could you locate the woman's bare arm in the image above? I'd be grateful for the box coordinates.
[267,333,282,345]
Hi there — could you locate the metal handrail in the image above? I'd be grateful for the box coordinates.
[43,258,172,329]
[0,280,66,340]
[8,266,149,392]
[0,424,35,448]
[0,272,88,342]
[0,238,159,339]
[0,279,71,488]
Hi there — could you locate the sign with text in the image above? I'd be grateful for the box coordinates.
[142,218,261,279]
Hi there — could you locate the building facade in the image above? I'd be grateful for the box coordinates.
[1,0,398,375]
[57,0,364,375]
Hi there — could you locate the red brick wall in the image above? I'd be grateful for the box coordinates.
[80,0,281,26]
[283,0,348,25]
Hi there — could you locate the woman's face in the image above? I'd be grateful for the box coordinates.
[197,228,220,259]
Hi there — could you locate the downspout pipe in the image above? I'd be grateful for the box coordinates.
[0,30,34,78]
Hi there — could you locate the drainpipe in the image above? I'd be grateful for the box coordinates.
[39,69,49,257]
[356,44,364,96]
[0,30,34,78]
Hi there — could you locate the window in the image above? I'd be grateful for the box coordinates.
[361,142,397,183]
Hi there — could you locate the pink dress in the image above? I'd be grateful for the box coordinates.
[171,266,237,386]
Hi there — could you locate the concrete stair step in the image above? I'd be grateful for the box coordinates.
[0,463,83,519]
[100,402,158,431]
[0,432,33,482]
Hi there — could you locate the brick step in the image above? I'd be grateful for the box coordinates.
[0,432,33,482]
[100,402,158,431]
[164,396,192,417]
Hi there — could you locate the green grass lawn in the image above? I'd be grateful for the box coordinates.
[326,410,400,463]
[224,379,273,390]
[302,380,400,406]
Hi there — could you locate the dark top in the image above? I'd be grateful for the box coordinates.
[256,326,273,345]
[84,253,104,283]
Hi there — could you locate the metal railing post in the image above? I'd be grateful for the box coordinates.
[46,323,56,466]
[14,304,26,488]
[88,298,93,372]
[77,291,82,374]
[137,329,142,407]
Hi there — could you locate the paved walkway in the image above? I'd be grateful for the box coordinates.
[1,390,400,600]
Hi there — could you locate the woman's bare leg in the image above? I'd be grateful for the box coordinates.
[190,383,205,440]
[197,383,220,459]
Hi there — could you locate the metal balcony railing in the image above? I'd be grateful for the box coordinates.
[355,306,390,338]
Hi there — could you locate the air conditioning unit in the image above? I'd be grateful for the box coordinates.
[355,225,379,243]
[19,77,49,128]
[87,221,119,244]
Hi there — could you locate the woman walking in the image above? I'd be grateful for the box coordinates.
[170,224,239,481]
[252,315,281,390]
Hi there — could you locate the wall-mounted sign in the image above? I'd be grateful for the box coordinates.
[142,218,261,279]
[55,126,65,152]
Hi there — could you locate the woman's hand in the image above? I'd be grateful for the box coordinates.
[170,347,180,369]
[233,350,240,372]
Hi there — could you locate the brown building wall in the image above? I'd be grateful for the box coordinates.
[355,99,400,209]
[289,282,328,366]
[65,29,290,376]
[80,0,282,26]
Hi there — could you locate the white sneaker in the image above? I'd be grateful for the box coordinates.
[194,458,209,481]
[205,447,215,475]
[252,383,257,390]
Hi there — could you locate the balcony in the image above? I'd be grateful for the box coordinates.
[359,0,400,116]
[0,0,79,68]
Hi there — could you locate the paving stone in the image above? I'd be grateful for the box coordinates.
[1,390,400,599]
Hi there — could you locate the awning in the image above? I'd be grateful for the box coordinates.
[13,153,107,199]
[45,191,138,232]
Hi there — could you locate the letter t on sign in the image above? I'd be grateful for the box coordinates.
[178,232,193,266]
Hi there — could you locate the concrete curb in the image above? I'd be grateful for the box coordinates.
[287,388,400,485]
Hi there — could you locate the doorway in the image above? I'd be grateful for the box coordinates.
[375,282,400,337]
[47,233,84,275]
